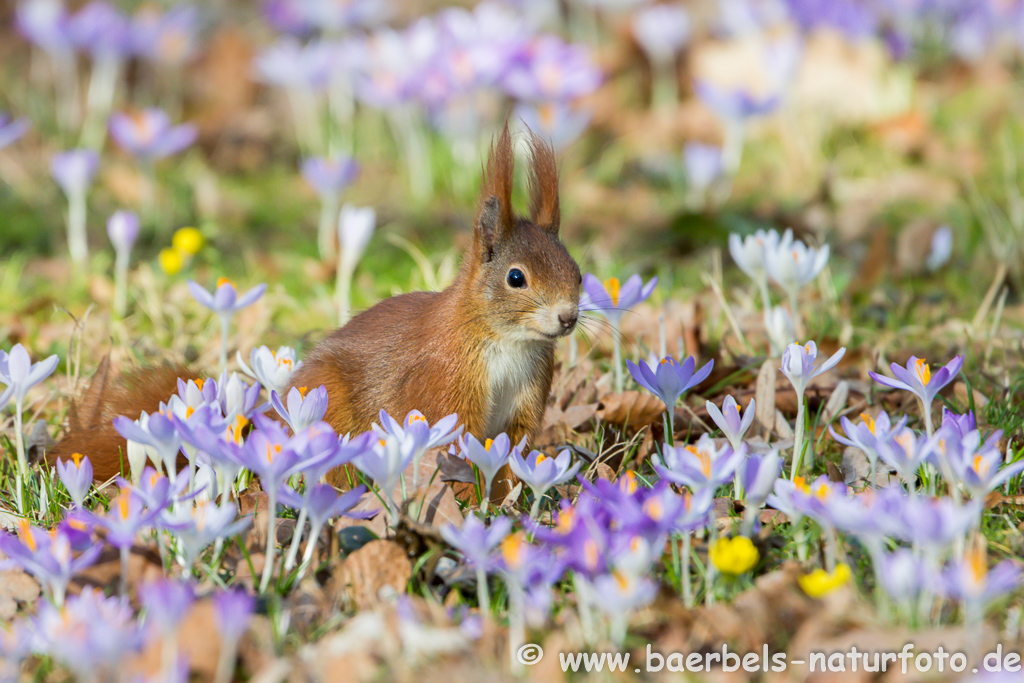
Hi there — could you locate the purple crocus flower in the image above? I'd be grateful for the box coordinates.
[935,425,1020,500]
[631,4,690,64]
[875,548,934,605]
[1,343,60,484]
[441,514,512,572]
[351,431,420,522]
[627,356,713,437]
[188,278,267,317]
[501,36,602,102]
[742,449,783,511]
[783,0,876,39]
[109,109,197,162]
[159,500,250,568]
[301,156,359,199]
[129,6,198,66]
[508,449,581,519]
[376,409,462,450]
[272,385,328,433]
[214,588,256,644]
[254,38,335,91]
[50,148,99,197]
[0,114,30,149]
[279,482,370,576]
[942,407,976,438]
[16,0,72,55]
[512,102,590,151]
[0,521,102,606]
[683,142,724,194]
[781,341,845,398]
[90,488,163,550]
[56,453,93,508]
[106,210,139,254]
[705,394,755,452]
[30,587,144,680]
[66,1,132,59]
[457,433,515,514]
[140,578,195,636]
[943,551,1021,622]
[578,273,657,327]
[829,410,908,487]
[869,355,964,435]
[695,80,781,120]
[875,427,936,492]
[654,434,744,493]
[114,410,183,479]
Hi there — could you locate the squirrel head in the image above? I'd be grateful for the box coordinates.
[469,126,581,343]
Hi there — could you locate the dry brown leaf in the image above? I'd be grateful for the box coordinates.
[0,569,39,621]
[72,544,164,595]
[596,391,665,430]
[331,540,413,611]
[130,599,223,680]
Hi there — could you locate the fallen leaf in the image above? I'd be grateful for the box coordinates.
[596,391,666,430]
[331,540,413,611]
[0,569,39,620]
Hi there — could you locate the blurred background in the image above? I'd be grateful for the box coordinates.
[0,0,1022,348]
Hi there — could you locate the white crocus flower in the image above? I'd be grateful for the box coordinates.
[237,345,302,396]
[336,205,376,325]
[729,229,792,310]
[764,235,829,338]
[764,305,795,356]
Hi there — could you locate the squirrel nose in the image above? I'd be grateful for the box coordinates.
[558,310,578,330]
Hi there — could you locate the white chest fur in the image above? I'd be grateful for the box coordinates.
[483,339,548,436]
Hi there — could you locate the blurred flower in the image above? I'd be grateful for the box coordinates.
[16,0,71,55]
[829,411,907,486]
[926,225,953,271]
[765,305,795,354]
[781,341,845,399]
[695,80,781,120]
[876,548,933,603]
[869,355,963,434]
[765,236,829,294]
[159,248,184,274]
[238,345,302,396]
[512,101,590,150]
[189,278,267,373]
[161,500,250,567]
[729,228,792,297]
[66,1,132,59]
[213,588,255,645]
[338,204,376,275]
[114,410,182,479]
[109,109,197,162]
[632,4,690,64]
[130,6,198,66]
[140,579,194,636]
[706,395,755,452]
[271,385,328,432]
[936,425,1020,500]
[30,587,144,680]
[710,536,758,575]
[51,148,99,196]
[783,0,875,39]
[106,210,139,254]
[56,453,93,508]
[302,156,359,199]
[683,142,724,194]
[508,449,581,518]
[90,489,162,549]
[0,114,30,149]
[264,0,386,36]
[501,36,602,101]
[441,514,512,572]
[279,482,370,579]
[742,449,782,510]
[943,548,1021,620]
[172,226,204,255]
[376,409,462,450]
[0,521,102,606]
[798,563,852,597]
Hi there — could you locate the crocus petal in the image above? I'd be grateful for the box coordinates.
[869,371,913,393]
[186,281,216,309]
[234,283,267,310]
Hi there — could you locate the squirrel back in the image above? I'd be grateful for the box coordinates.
[289,125,581,451]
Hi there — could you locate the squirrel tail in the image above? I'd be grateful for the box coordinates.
[48,358,199,481]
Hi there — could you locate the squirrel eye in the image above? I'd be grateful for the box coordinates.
[506,268,527,289]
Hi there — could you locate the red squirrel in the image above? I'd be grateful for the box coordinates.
[52,125,580,483]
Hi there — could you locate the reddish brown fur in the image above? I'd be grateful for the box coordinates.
[48,363,200,481]
[292,125,580,490]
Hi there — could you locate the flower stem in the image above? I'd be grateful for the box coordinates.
[67,190,88,266]
[790,396,807,479]
[789,289,804,344]
[651,58,679,111]
[682,533,693,607]
[218,315,231,377]
[476,566,490,613]
[705,522,718,605]
[283,507,308,572]
[113,249,130,318]
[612,326,623,393]
[481,479,492,517]
[259,492,277,593]
[317,194,340,263]
[213,637,239,683]
[920,398,934,437]
[294,521,324,585]
[529,494,543,521]
[336,261,354,326]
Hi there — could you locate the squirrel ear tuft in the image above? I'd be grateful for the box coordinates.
[476,124,515,256]
[527,131,560,235]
